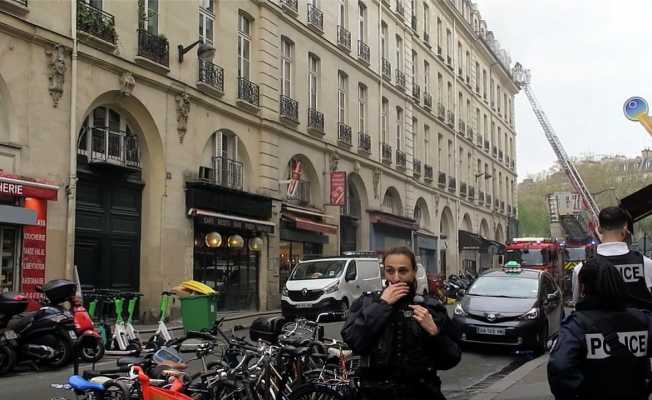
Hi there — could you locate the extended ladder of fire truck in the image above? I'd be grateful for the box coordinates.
[512,63,600,237]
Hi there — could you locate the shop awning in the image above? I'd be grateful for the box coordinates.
[459,230,483,250]
[283,204,335,220]
[368,209,418,231]
[0,205,37,225]
[283,214,338,235]
[188,208,275,234]
[0,173,58,201]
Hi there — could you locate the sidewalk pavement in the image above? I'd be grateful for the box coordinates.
[471,355,553,400]
[135,309,281,334]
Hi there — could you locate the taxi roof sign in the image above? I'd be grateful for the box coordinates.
[504,261,523,273]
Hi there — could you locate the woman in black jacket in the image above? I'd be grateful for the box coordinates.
[341,246,461,400]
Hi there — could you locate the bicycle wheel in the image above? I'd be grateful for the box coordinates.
[289,383,350,400]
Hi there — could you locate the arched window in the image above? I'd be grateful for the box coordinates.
[78,106,139,168]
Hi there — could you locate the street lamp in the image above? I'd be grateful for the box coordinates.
[178,40,216,63]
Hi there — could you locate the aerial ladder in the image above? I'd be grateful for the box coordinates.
[512,63,600,239]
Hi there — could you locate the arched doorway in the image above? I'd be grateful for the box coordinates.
[440,207,454,277]
[75,104,144,291]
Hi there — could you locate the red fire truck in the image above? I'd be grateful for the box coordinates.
[504,238,564,284]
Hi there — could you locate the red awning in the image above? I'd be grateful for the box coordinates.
[0,173,58,201]
[284,214,338,235]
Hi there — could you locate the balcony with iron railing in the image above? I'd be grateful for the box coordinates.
[396,149,407,170]
[307,108,324,135]
[198,156,244,191]
[412,84,421,103]
[287,180,311,206]
[424,164,433,182]
[448,176,456,192]
[280,95,299,123]
[413,159,422,178]
[395,0,404,18]
[382,58,392,82]
[338,123,352,147]
[437,103,445,120]
[486,194,492,208]
[337,25,351,52]
[447,111,455,128]
[78,126,140,170]
[137,29,169,69]
[358,132,371,154]
[280,0,298,15]
[237,78,260,109]
[424,32,431,47]
[357,40,370,64]
[458,119,466,135]
[438,172,446,187]
[424,92,432,110]
[382,143,392,164]
[197,60,224,96]
[395,70,406,91]
[468,186,475,201]
[77,1,116,45]
[307,3,323,33]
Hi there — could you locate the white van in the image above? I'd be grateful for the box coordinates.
[281,257,382,319]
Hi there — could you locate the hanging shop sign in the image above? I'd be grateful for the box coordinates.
[330,171,346,206]
[287,159,303,198]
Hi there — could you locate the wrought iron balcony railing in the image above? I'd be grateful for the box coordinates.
[382,143,392,164]
[358,40,370,64]
[199,156,243,190]
[382,58,392,81]
[238,78,260,107]
[77,1,116,44]
[280,95,299,122]
[307,4,323,32]
[413,159,422,178]
[338,123,352,146]
[287,180,311,205]
[137,29,169,67]
[438,172,446,187]
[424,164,434,182]
[78,126,140,170]
[358,132,371,154]
[424,92,432,110]
[395,70,406,91]
[308,108,324,133]
[280,0,298,14]
[198,60,224,93]
[337,25,351,51]
[396,149,407,170]
[412,84,421,103]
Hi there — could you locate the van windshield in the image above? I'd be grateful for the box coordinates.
[290,260,347,280]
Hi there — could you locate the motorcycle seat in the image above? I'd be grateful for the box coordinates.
[116,356,145,367]
[7,312,36,332]
[68,375,105,392]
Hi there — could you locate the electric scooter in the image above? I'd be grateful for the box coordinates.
[145,291,175,351]
[104,292,140,356]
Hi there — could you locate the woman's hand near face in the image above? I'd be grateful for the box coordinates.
[409,304,439,336]
[380,282,410,305]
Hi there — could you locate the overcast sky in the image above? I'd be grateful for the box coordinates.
[475,0,652,180]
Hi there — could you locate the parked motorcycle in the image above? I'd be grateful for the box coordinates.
[0,281,77,369]
[0,293,21,375]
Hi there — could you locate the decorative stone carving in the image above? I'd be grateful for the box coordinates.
[328,150,339,172]
[119,72,136,96]
[353,161,361,173]
[175,93,191,143]
[372,168,381,199]
[46,45,66,107]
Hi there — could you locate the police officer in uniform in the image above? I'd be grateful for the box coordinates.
[572,206,652,307]
[341,246,461,400]
[548,258,652,400]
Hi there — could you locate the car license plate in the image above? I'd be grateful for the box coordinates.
[295,303,312,309]
[2,330,17,340]
[68,330,77,340]
[477,326,506,336]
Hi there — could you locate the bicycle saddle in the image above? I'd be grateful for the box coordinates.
[68,375,105,392]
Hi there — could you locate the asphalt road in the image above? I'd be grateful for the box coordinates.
[1,318,533,400]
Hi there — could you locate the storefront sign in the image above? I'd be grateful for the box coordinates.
[21,198,47,308]
[330,171,346,206]
[0,174,58,200]
[197,214,274,234]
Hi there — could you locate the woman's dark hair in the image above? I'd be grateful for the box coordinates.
[578,258,627,307]
[383,246,417,271]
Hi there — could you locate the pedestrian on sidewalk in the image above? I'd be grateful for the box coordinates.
[548,258,652,400]
[571,206,652,308]
[341,246,461,400]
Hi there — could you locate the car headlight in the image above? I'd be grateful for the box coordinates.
[454,304,467,317]
[324,282,339,294]
[281,286,288,297]
[520,307,538,320]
